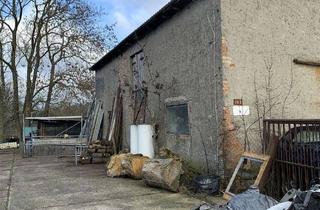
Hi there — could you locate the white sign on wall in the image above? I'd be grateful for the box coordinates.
[233,106,250,116]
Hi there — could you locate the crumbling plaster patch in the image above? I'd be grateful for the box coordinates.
[314,68,320,81]
[223,80,230,96]
[221,37,235,69]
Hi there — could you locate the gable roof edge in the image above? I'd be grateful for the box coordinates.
[90,0,194,71]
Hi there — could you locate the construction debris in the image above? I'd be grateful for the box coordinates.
[142,158,183,192]
[106,153,149,179]
[191,202,217,210]
[226,187,278,210]
[270,184,320,210]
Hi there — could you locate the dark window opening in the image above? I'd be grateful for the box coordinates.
[166,104,190,135]
[132,51,145,92]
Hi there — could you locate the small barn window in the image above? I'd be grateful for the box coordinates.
[166,104,190,135]
[131,51,146,123]
[131,51,145,92]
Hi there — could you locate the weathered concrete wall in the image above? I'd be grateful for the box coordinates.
[96,0,224,174]
[221,0,320,173]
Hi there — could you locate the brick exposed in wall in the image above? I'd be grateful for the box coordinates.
[314,68,320,81]
[221,37,235,69]
[223,107,244,175]
[223,80,230,96]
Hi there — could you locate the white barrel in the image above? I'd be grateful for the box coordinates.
[138,125,154,158]
[130,125,139,154]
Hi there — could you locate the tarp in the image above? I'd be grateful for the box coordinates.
[227,188,278,210]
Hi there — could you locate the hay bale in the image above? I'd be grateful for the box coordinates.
[106,153,149,179]
[142,158,183,192]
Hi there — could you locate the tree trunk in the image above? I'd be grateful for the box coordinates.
[10,25,22,139]
[23,10,45,117]
[23,61,32,116]
[142,159,183,192]
[44,65,56,116]
[0,43,5,142]
[12,70,21,139]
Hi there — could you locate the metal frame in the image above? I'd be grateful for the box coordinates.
[263,119,320,198]
[75,144,88,166]
[23,116,85,158]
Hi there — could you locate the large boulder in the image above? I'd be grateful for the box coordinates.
[106,153,149,179]
[142,158,183,192]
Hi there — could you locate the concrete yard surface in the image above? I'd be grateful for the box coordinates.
[0,150,211,210]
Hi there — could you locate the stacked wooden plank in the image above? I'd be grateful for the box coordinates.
[78,85,123,165]
[107,85,123,154]
[87,101,104,144]
[79,99,105,146]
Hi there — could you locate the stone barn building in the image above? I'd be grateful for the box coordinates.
[91,0,320,176]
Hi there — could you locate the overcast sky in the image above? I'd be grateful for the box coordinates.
[91,0,170,41]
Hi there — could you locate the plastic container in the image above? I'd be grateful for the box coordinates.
[130,125,139,154]
[137,124,154,158]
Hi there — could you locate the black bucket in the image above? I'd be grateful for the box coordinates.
[193,175,220,195]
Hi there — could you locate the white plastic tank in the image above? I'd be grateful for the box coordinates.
[130,125,139,154]
[138,124,154,158]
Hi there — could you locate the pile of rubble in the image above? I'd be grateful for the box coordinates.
[194,185,320,210]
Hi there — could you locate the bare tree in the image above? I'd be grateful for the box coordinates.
[0,0,116,138]
[39,0,113,115]
[0,0,29,137]
[239,57,300,152]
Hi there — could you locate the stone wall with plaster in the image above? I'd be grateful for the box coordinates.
[96,0,224,174]
[221,0,320,173]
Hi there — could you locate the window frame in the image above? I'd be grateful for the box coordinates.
[131,50,147,124]
[131,50,145,93]
[165,101,191,136]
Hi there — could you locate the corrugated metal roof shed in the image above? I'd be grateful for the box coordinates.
[25,116,82,121]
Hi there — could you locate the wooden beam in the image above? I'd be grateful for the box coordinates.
[293,59,320,67]
[223,152,271,200]
[91,108,104,142]
[223,157,244,200]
